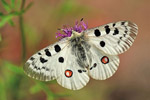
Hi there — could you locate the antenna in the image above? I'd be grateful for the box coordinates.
[80,18,84,21]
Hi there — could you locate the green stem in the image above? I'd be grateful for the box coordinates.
[19,0,26,63]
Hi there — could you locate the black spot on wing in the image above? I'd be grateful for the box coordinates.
[78,69,87,73]
[58,57,64,63]
[121,21,125,25]
[34,66,37,69]
[54,44,61,52]
[90,67,93,70]
[113,23,116,27]
[40,57,47,63]
[45,49,51,56]
[104,25,110,34]
[100,41,105,47]
[78,70,82,73]
[94,29,101,37]
[38,52,42,55]
[125,30,128,34]
[90,63,97,70]
[93,63,97,68]
[113,28,119,35]
[123,34,126,37]
[37,68,40,70]
[30,57,35,60]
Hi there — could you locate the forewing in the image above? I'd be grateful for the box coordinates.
[87,44,119,80]
[84,21,138,55]
[24,38,69,81]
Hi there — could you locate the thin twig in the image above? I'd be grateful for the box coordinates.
[19,0,26,63]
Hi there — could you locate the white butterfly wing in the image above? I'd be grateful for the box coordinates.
[56,47,89,90]
[87,44,119,80]
[84,21,138,55]
[24,38,69,81]
[24,38,89,90]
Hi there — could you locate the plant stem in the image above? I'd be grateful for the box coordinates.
[19,0,26,63]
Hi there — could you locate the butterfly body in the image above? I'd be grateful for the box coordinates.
[69,31,91,68]
[24,20,138,90]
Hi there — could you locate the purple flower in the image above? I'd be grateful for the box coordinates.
[56,19,88,40]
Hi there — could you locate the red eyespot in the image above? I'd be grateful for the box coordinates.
[101,56,109,64]
[65,69,73,78]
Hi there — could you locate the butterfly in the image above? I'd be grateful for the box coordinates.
[24,19,138,90]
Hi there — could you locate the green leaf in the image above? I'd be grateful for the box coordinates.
[0,77,7,100]
[11,0,15,9]
[0,12,4,16]
[8,19,15,26]
[3,61,23,74]
[30,83,42,94]
[16,0,22,10]
[0,12,20,28]
[1,0,11,12]
[0,14,14,27]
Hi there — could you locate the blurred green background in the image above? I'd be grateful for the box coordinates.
[0,0,150,100]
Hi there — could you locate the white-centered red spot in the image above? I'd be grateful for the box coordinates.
[101,56,109,64]
[65,69,73,78]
